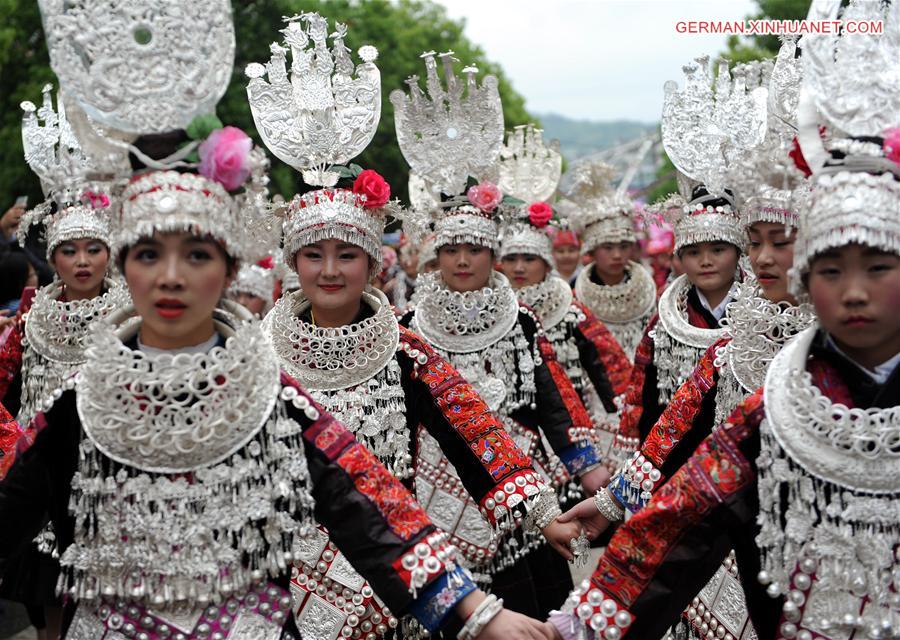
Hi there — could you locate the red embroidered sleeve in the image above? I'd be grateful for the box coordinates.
[586,389,764,618]
[615,315,658,449]
[0,324,24,402]
[642,339,723,468]
[575,301,633,396]
[400,327,546,526]
[0,403,23,479]
[537,333,594,441]
[304,413,432,541]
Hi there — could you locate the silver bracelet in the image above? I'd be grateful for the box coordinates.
[594,488,625,523]
[458,594,504,640]
[527,490,563,531]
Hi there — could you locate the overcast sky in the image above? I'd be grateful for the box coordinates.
[437,0,758,123]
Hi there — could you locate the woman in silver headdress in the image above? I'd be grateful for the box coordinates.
[0,137,542,639]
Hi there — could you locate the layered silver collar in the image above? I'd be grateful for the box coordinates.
[77,302,281,473]
[657,274,728,349]
[573,261,656,325]
[24,278,130,365]
[515,274,573,330]
[262,287,399,392]
[757,326,900,637]
[412,271,519,354]
[719,280,815,393]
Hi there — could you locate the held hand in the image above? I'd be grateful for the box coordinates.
[579,466,611,495]
[477,609,556,640]
[557,496,611,540]
[542,518,582,561]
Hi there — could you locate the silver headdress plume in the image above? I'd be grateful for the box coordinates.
[38,0,235,134]
[732,38,807,231]
[391,51,504,196]
[19,84,113,256]
[247,13,392,269]
[562,160,635,253]
[235,147,283,262]
[21,83,89,200]
[497,124,562,204]
[662,54,768,199]
[497,125,562,265]
[246,13,381,187]
[789,0,900,291]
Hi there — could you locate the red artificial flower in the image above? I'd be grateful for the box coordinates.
[466,182,502,213]
[257,256,275,269]
[352,170,391,208]
[528,202,553,228]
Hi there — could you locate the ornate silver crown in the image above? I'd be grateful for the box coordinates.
[662,55,768,198]
[391,51,504,196]
[39,0,235,133]
[728,40,807,201]
[802,0,900,143]
[563,160,635,252]
[116,171,243,261]
[245,13,380,187]
[497,124,562,203]
[790,0,900,292]
[235,146,283,262]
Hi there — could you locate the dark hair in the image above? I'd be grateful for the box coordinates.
[0,249,33,304]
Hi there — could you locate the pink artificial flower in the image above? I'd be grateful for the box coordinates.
[352,169,391,208]
[884,127,900,168]
[198,126,253,191]
[467,182,502,213]
[528,202,553,228]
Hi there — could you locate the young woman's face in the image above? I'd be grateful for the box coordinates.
[807,244,900,368]
[679,241,740,297]
[123,232,232,350]
[552,244,580,276]
[747,222,796,304]
[500,253,550,289]
[591,241,633,282]
[294,239,371,317]
[51,238,109,300]
[438,243,494,292]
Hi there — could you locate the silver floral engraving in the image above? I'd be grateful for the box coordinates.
[39,0,235,133]
[246,13,380,187]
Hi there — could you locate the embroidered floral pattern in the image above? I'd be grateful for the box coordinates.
[642,342,720,468]
[407,326,533,492]
[592,391,762,609]
[305,417,432,541]
[0,404,22,479]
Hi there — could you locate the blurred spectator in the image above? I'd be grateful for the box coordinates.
[0,251,36,313]
[1,203,54,286]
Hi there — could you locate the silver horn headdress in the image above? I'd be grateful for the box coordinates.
[391,51,504,197]
[39,0,235,134]
[246,12,392,270]
[246,13,380,188]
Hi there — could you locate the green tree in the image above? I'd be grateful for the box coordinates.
[0,0,533,209]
